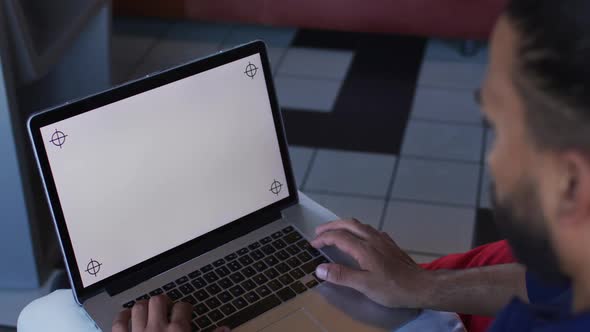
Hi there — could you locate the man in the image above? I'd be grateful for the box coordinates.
[113,0,590,330]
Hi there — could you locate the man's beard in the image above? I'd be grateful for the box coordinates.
[490,183,570,285]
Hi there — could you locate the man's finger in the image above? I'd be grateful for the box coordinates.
[315,219,378,240]
[112,309,131,332]
[169,301,192,329]
[147,295,169,327]
[315,263,369,292]
[311,229,370,264]
[131,300,148,331]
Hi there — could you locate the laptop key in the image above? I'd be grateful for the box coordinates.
[260,237,272,244]
[276,287,296,302]
[176,276,189,285]
[248,242,261,250]
[237,248,249,256]
[275,262,290,274]
[188,270,202,279]
[195,316,213,328]
[253,274,268,285]
[268,279,282,291]
[219,278,233,289]
[241,279,256,291]
[271,231,284,239]
[283,232,302,244]
[201,264,214,273]
[244,291,260,304]
[256,285,271,298]
[263,255,279,267]
[261,245,275,255]
[306,279,319,289]
[191,277,207,289]
[285,245,301,256]
[217,295,282,329]
[282,226,294,234]
[253,261,268,272]
[180,283,195,295]
[209,309,224,322]
[249,250,264,261]
[122,300,135,308]
[229,272,245,283]
[205,297,221,309]
[206,284,222,295]
[181,295,197,305]
[290,268,305,280]
[136,294,150,301]
[195,303,209,315]
[297,251,312,263]
[286,257,302,268]
[301,257,329,274]
[204,272,219,283]
[215,266,231,278]
[220,303,237,316]
[275,250,290,260]
[264,267,279,280]
[163,282,176,291]
[229,285,245,297]
[194,290,210,301]
[307,248,321,257]
[224,253,238,262]
[228,261,242,272]
[149,288,163,296]
[238,255,253,266]
[272,239,286,250]
[167,290,182,301]
[278,274,294,286]
[232,297,248,310]
[241,266,256,278]
[290,281,307,294]
[218,291,233,303]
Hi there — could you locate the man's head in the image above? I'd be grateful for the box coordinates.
[482,0,590,284]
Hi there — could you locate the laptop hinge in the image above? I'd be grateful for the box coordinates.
[105,209,282,297]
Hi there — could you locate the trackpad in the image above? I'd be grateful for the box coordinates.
[259,309,324,332]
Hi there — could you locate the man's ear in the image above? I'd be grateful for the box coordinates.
[558,152,590,225]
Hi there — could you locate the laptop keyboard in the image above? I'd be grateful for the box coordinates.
[121,226,329,331]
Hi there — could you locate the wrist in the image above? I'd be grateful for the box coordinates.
[414,269,445,309]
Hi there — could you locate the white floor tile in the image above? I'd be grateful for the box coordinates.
[288,146,315,188]
[305,193,385,229]
[278,48,355,80]
[382,201,475,255]
[275,76,343,112]
[305,149,397,197]
[401,121,484,162]
[391,158,480,206]
[411,87,482,124]
[424,39,489,64]
[418,61,487,90]
[485,128,495,156]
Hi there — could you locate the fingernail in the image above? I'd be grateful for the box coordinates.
[316,264,328,280]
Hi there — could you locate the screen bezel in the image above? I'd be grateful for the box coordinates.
[27,41,298,301]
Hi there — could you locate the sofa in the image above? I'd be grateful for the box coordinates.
[114,0,509,40]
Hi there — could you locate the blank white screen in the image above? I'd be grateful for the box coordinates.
[41,54,290,287]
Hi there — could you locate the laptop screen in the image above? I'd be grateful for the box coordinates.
[39,53,290,287]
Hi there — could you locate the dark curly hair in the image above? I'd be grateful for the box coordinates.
[506,0,590,152]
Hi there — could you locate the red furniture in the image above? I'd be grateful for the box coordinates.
[114,0,508,40]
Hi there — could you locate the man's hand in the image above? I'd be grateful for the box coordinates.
[112,295,230,332]
[311,219,434,309]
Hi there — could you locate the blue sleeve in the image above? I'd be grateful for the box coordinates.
[526,271,570,304]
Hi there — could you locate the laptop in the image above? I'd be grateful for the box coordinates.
[28,41,418,331]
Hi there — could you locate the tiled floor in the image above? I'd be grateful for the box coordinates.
[111,18,497,261]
